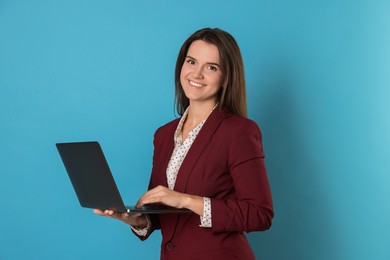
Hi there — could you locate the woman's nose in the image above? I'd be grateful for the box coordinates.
[192,66,204,79]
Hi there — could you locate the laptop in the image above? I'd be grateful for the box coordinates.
[56,141,191,214]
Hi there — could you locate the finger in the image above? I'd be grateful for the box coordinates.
[93,209,104,215]
[140,195,162,205]
[137,191,156,207]
[139,191,172,207]
[139,186,167,199]
[107,210,121,218]
[137,193,162,207]
[136,186,172,207]
[100,209,118,218]
[107,211,130,221]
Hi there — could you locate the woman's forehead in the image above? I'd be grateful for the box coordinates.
[187,40,221,64]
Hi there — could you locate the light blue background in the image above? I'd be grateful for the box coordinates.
[1,1,389,259]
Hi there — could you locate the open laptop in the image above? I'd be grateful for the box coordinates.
[56,141,190,214]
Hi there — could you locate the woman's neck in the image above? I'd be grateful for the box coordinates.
[186,100,218,126]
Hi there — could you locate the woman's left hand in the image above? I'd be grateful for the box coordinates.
[136,185,203,216]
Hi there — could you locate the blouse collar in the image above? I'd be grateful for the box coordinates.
[174,103,219,145]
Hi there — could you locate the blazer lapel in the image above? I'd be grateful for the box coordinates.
[174,108,226,193]
[154,119,179,187]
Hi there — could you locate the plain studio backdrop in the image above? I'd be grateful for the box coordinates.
[0,1,389,259]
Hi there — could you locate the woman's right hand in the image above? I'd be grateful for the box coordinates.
[93,209,148,228]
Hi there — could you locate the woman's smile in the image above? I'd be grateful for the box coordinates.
[189,80,206,88]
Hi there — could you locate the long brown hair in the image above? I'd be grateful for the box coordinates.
[174,28,247,117]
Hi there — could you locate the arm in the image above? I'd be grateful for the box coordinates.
[136,185,204,216]
[211,121,274,233]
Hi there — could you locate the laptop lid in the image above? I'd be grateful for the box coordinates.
[56,141,191,214]
[56,141,128,213]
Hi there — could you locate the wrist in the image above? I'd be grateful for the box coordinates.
[182,194,193,209]
[130,215,151,237]
[183,195,203,216]
[135,215,148,227]
[125,214,147,227]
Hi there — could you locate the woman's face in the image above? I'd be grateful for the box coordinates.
[180,40,223,106]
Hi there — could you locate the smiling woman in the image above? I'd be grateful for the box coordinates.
[94,28,274,260]
[180,40,223,107]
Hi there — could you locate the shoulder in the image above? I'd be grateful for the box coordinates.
[219,112,264,157]
[221,113,262,138]
[154,117,180,139]
[220,113,265,160]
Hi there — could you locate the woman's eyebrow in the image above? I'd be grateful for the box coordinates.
[186,55,221,67]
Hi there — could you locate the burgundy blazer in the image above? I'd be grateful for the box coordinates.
[137,108,274,260]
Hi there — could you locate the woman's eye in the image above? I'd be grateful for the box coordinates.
[208,66,218,72]
[186,59,195,65]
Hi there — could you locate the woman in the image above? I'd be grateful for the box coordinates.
[94,28,274,259]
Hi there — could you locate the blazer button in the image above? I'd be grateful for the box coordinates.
[166,242,174,251]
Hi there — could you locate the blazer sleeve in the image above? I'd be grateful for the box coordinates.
[211,120,274,233]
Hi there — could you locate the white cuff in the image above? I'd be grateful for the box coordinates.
[199,197,212,228]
